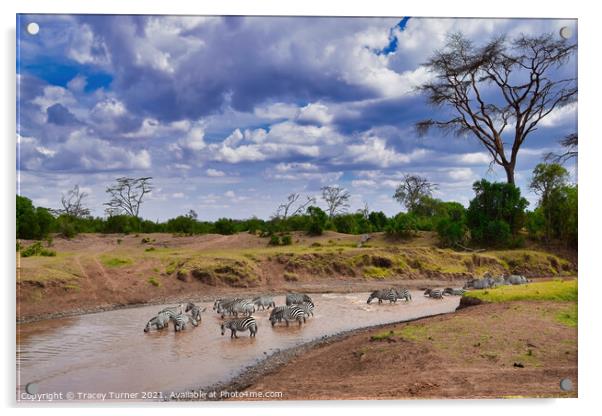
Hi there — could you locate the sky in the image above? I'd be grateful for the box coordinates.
[16,15,578,221]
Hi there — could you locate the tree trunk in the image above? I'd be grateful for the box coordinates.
[503,164,515,185]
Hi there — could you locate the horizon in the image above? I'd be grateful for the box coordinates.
[16,15,578,221]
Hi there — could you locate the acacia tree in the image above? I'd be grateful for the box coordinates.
[545,133,578,165]
[417,33,577,184]
[55,185,91,218]
[104,177,153,218]
[274,193,316,220]
[393,174,437,212]
[321,186,351,218]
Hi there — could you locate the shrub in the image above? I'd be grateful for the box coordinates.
[148,277,160,287]
[436,217,468,247]
[466,180,528,247]
[306,206,328,236]
[281,234,293,245]
[214,218,236,235]
[385,213,418,239]
[268,235,281,246]
[20,241,56,257]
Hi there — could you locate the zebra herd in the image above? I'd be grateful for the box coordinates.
[366,287,412,304]
[464,274,530,289]
[143,293,316,338]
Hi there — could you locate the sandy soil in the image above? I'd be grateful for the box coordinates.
[236,301,577,400]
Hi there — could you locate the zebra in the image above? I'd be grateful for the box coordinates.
[252,295,276,311]
[286,293,315,307]
[298,301,314,317]
[424,288,444,299]
[214,298,243,316]
[144,312,170,332]
[220,299,255,318]
[269,305,306,326]
[393,287,412,302]
[268,306,286,326]
[366,288,397,304]
[185,302,206,321]
[443,288,466,296]
[158,304,185,316]
[221,317,258,338]
[170,313,198,332]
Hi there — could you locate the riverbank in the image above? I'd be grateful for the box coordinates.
[16,231,576,322]
[229,280,578,400]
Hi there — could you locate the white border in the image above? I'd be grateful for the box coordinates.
[2,1,600,415]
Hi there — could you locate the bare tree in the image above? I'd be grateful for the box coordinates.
[274,193,316,219]
[104,177,153,218]
[545,133,577,164]
[54,185,91,218]
[321,186,351,218]
[357,201,370,219]
[393,174,437,212]
[186,209,198,220]
[417,33,577,185]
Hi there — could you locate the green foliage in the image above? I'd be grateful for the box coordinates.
[20,241,56,257]
[368,211,388,231]
[306,206,328,236]
[148,277,161,287]
[466,180,528,247]
[385,212,418,239]
[16,195,56,239]
[281,234,292,245]
[526,208,546,240]
[268,235,281,246]
[436,217,468,247]
[101,256,132,267]
[213,218,236,235]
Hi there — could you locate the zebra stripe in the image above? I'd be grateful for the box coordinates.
[298,302,314,317]
[185,302,206,321]
[394,287,412,302]
[221,317,258,338]
[286,293,314,307]
[170,313,198,332]
[269,305,306,326]
[220,299,255,318]
[424,288,444,299]
[144,312,170,332]
[252,295,276,310]
[367,288,397,304]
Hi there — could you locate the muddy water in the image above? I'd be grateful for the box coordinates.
[17,291,459,402]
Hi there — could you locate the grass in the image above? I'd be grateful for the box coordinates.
[100,255,133,268]
[148,277,161,287]
[363,266,392,279]
[555,304,578,327]
[464,279,577,303]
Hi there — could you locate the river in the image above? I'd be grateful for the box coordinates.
[17,291,460,402]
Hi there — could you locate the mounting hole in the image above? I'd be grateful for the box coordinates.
[26,22,40,36]
[560,26,572,40]
[25,382,38,395]
[560,378,573,391]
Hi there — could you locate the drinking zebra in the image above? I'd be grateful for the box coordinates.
[286,293,315,307]
[185,302,206,321]
[269,305,306,326]
[424,288,444,299]
[252,295,276,311]
[366,288,397,304]
[144,312,170,332]
[443,288,466,296]
[393,287,412,302]
[170,313,198,332]
[268,306,286,326]
[221,317,258,338]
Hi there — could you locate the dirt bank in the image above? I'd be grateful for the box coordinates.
[233,301,577,400]
[16,231,576,322]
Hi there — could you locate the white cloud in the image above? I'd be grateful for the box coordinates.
[343,135,430,167]
[297,102,333,125]
[206,168,226,177]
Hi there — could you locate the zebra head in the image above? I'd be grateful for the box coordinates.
[424,288,432,296]
[220,323,226,336]
[143,320,152,333]
[185,302,195,312]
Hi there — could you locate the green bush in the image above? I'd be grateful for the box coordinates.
[281,234,293,245]
[268,235,281,246]
[306,206,328,236]
[16,195,55,240]
[436,217,468,247]
[466,180,528,247]
[20,241,56,257]
[385,213,418,239]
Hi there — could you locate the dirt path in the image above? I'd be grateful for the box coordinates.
[235,301,577,400]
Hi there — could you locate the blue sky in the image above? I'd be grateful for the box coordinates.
[16,15,577,221]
